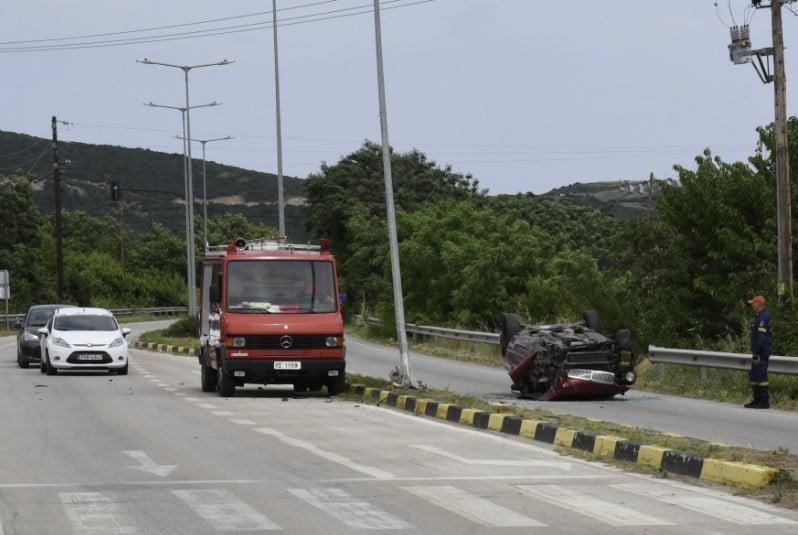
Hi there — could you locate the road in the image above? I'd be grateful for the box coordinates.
[344,336,798,453]
[2,334,797,533]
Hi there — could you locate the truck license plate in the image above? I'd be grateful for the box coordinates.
[274,361,301,370]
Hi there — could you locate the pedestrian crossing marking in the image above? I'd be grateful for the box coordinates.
[173,489,281,531]
[59,492,138,534]
[289,488,412,530]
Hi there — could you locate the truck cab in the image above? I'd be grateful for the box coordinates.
[198,238,345,397]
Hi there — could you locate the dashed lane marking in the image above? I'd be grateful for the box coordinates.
[212,411,234,416]
[184,397,200,402]
[197,403,217,410]
[517,484,673,527]
[230,419,256,425]
[254,427,395,480]
[289,488,412,530]
[413,445,571,470]
[403,485,545,528]
[173,489,281,532]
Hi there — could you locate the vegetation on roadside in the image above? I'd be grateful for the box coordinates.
[137,316,200,351]
[345,373,798,506]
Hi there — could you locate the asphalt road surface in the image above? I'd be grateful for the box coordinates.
[344,336,798,453]
[2,337,798,533]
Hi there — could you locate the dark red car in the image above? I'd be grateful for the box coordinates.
[500,311,637,400]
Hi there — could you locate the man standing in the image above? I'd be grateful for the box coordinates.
[745,295,771,409]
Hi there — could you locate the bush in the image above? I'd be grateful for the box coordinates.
[164,315,198,338]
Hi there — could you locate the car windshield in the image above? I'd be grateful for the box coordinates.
[28,308,57,326]
[54,315,118,331]
[226,260,337,314]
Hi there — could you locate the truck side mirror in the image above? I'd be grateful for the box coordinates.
[209,285,221,304]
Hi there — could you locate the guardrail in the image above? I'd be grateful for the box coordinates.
[2,306,187,326]
[648,345,798,376]
[355,315,500,345]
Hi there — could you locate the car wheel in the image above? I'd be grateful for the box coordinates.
[45,354,57,376]
[500,313,522,356]
[116,363,129,375]
[326,373,346,396]
[616,328,633,352]
[217,366,235,397]
[17,350,29,369]
[201,365,218,392]
[40,358,46,373]
[293,383,309,393]
[583,310,602,333]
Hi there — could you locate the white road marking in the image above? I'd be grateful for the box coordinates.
[403,485,544,527]
[174,393,187,397]
[289,488,411,530]
[173,489,280,531]
[164,387,176,392]
[517,484,673,527]
[413,445,571,470]
[323,474,617,483]
[184,397,200,402]
[0,518,4,535]
[197,403,217,409]
[614,483,797,525]
[59,492,137,534]
[212,411,234,416]
[254,427,394,479]
[230,419,256,425]
[123,450,177,478]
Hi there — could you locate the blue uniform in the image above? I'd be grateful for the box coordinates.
[749,308,771,404]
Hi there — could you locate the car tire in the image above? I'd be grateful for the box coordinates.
[326,373,346,396]
[45,354,57,376]
[201,365,218,392]
[500,313,522,356]
[217,366,235,397]
[293,383,309,393]
[17,351,29,369]
[116,363,128,375]
[40,358,46,373]
[583,310,602,333]
[616,328,633,352]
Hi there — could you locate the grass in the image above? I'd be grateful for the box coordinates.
[346,322,798,411]
[138,329,200,351]
[344,372,798,506]
[119,313,181,323]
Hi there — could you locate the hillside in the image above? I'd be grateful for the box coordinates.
[0,130,311,241]
[543,178,678,219]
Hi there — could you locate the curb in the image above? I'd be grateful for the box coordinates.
[350,384,778,489]
[132,340,197,357]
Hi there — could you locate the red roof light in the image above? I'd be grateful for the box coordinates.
[320,239,330,251]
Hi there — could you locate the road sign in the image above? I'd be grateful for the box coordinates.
[0,269,8,330]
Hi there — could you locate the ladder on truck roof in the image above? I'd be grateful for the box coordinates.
[206,237,322,254]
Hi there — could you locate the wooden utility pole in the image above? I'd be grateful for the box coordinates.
[772,0,793,298]
[51,116,64,301]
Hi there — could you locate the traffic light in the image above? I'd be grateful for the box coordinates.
[110,182,120,202]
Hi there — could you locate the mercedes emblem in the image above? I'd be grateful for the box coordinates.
[280,335,293,349]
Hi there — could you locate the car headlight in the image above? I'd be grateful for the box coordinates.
[108,337,125,348]
[52,337,71,348]
[325,336,340,348]
[22,332,39,342]
[232,337,246,348]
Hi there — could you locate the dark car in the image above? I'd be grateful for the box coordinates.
[500,310,637,400]
[16,304,74,368]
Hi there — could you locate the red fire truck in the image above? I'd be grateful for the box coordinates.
[198,238,345,397]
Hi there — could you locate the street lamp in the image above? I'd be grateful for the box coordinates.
[143,100,220,316]
[174,134,235,250]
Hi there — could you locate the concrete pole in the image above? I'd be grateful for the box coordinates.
[372,0,413,387]
[201,141,209,251]
[180,111,194,313]
[183,69,197,316]
[272,0,286,238]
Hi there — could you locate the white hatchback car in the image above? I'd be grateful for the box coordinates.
[38,307,131,375]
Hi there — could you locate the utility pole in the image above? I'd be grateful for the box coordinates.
[51,116,64,302]
[175,135,234,249]
[138,58,233,316]
[728,0,794,298]
[648,172,654,217]
[372,0,413,387]
[272,0,286,238]
[771,0,793,298]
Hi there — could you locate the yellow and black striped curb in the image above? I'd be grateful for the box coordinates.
[348,384,778,489]
[132,340,197,357]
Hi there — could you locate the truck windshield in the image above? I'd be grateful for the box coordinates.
[226,260,337,314]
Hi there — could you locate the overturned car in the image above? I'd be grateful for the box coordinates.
[500,311,637,401]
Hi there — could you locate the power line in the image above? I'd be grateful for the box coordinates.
[0,0,432,53]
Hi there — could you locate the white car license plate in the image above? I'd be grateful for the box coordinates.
[274,361,301,370]
[78,354,104,361]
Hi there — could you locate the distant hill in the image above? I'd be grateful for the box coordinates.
[543,178,678,219]
[0,130,311,241]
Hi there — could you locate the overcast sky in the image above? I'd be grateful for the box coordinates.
[0,0,793,194]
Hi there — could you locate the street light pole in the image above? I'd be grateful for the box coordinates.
[272,0,286,238]
[372,0,413,387]
[138,58,233,316]
[143,100,220,316]
[175,135,234,249]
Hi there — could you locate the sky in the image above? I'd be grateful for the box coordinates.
[0,0,794,195]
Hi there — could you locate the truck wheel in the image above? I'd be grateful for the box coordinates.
[201,365,218,392]
[500,313,522,356]
[616,328,633,351]
[327,374,346,396]
[583,310,602,333]
[217,367,235,397]
[293,383,309,393]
